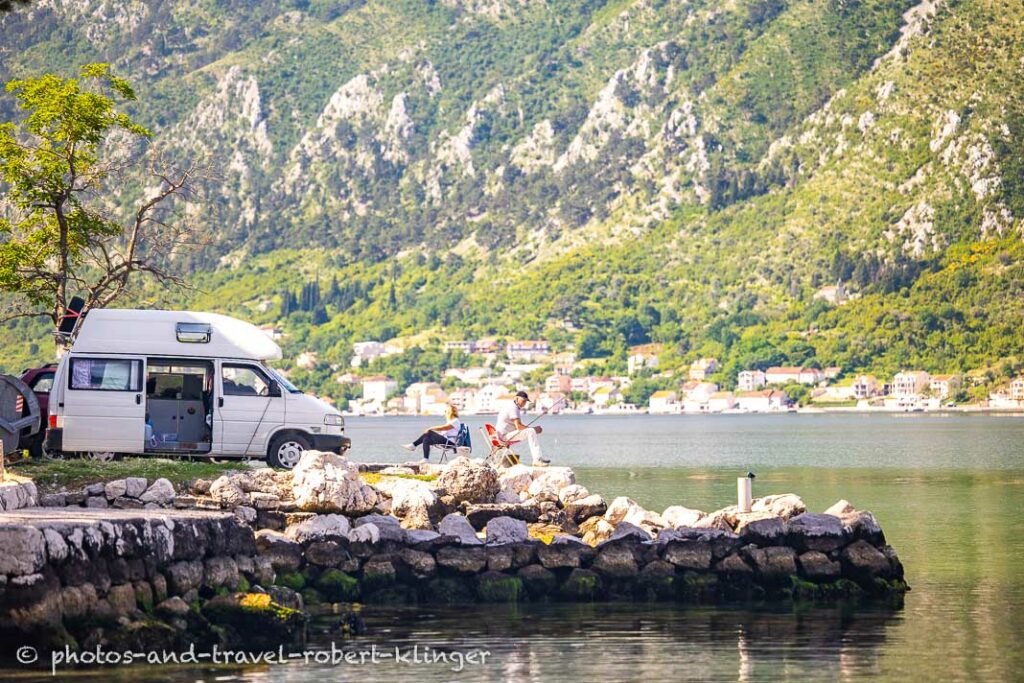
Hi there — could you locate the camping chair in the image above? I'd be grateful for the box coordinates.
[480,423,521,468]
[432,423,471,463]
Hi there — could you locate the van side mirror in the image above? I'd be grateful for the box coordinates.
[268,381,282,398]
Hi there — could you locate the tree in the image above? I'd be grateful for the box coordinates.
[0,0,30,13]
[0,63,204,326]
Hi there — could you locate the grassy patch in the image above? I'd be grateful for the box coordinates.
[359,472,436,486]
[7,456,250,493]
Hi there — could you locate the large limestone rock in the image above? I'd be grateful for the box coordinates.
[527,468,575,497]
[0,481,38,511]
[389,478,439,530]
[125,477,148,498]
[736,515,787,545]
[564,494,607,524]
[751,493,806,520]
[485,516,529,545]
[661,505,706,529]
[104,479,128,500]
[824,499,856,516]
[140,478,176,505]
[662,540,713,571]
[838,510,885,546]
[602,497,665,532]
[604,497,641,525]
[840,540,892,582]
[210,476,250,506]
[0,526,46,575]
[579,515,616,546]
[497,464,534,498]
[537,535,587,569]
[787,513,846,552]
[235,468,296,499]
[657,528,740,560]
[465,502,541,529]
[798,551,841,580]
[592,543,639,578]
[438,513,483,545]
[436,546,487,573]
[292,451,378,514]
[255,530,304,572]
[558,484,590,505]
[353,514,405,542]
[744,546,798,579]
[436,457,500,504]
[692,509,734,532]
[285,514,351,544]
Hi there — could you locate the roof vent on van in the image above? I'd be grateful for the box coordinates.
[176,322,212,344]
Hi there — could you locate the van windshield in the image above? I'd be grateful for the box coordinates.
[263,365,302,394]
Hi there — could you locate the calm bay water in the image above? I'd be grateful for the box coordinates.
[9,414,1024,681]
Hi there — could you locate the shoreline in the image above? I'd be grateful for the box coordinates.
[343,407,1024,418]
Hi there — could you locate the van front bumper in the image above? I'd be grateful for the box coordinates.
[43,428,63,453]
[312,434,351,455]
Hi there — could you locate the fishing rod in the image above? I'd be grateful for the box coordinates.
[523,393,568,428]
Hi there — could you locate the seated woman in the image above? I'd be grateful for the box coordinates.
[402,404,462,460]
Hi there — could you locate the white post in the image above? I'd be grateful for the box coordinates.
[737,477,752,513]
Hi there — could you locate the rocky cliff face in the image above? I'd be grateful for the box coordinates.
[1,0,1022,382]
[8,0,1015,265]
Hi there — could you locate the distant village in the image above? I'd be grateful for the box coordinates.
[279,333,1024,417]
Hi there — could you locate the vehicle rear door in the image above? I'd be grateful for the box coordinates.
[61,355,146,453]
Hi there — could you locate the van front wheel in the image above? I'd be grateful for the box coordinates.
[268,434,310,470]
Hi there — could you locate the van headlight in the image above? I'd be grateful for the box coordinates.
[324,414,344,427]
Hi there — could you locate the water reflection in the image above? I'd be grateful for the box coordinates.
[295,603,901,682]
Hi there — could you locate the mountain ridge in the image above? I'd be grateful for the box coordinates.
[1,0,1022,400]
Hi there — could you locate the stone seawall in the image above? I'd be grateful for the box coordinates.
[250,508,907,608]
[0,508,308,654]
[1,453,908,656]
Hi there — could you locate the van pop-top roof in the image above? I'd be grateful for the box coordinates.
[71,309,283,361]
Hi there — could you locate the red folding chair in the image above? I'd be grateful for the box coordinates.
[480,423,521,468]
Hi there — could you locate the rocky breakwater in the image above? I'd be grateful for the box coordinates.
[0,507,308,658]
[1,451,909,658]
[197,453,907,606]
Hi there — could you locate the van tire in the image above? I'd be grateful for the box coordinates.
[84,451,118,462]
[267,433,310,470]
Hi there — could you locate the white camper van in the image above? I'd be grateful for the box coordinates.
[43,309,350,468]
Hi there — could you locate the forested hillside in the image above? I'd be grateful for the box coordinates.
[1,0,1022,397]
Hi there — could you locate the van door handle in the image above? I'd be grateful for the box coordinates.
[218,397,224,408]
[135,394,141,405]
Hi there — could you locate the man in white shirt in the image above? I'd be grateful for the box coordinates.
[496,391,550,466]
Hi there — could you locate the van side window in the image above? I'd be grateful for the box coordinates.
[222,365,271,397]
[69,358,143,391]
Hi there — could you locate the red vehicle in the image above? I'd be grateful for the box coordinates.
[16,363,57,458]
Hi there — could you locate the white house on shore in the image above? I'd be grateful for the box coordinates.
[362,376,398,404]
[593,386,621,408]
[648,390,679,414]
[708,391,737,412]
[506,340,550,361]
[737,370,767,391]
[628,343,662,375]
[735,389,788,412]
[892,371,931,398]
[475,384,510,413]
[689,358,719,380]
[852,375,880,399]
[545,374,572,394]
[443,340,477,353]
[929,374,961,399]
[988,377,1024,409]
[766,366,823,385]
